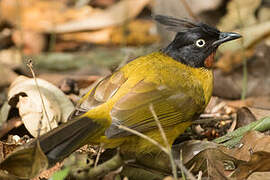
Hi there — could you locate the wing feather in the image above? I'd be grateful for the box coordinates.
[106,80,205,138]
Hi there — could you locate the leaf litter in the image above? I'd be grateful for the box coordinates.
[0,0,270,179]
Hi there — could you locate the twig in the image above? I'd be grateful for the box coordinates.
[176,161,197,180]
[27,60,52,132]
[149,104,197,180]
[179,0,198,21]
[179,150,186,180]
[192,116,232,124]
[174,150,196,180]
[117,125,168,153]
[149,104,177,179]
[71,152,124,179]
[94,144,103,167]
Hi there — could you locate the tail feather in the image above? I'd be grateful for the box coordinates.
[30,116,102,166]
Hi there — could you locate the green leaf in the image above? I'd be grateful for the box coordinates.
[51,168,69,180]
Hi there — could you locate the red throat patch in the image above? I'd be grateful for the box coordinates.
[204,52,215,68]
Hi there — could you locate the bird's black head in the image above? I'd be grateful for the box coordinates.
[155,15,241,68]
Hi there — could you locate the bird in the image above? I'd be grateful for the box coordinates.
[18,15,242,166]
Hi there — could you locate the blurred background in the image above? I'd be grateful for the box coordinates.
[0,0,270,98]
[0,0,270,101]
[1,0,270,179]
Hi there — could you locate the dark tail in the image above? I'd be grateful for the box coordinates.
[0,116,103,178]
[33,116,102,166]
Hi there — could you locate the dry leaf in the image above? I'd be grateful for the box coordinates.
[0,0,150,33]
[218,0,261,31]
[172,140,219,164]
[185,148,240,179]
[236,107,257,128]
[8,76,74,137]
[248,107,270,120]
[221,131,270,161]
[231,151,270,179]
[226,97,270,110]
[59,19,159,45]
[53,0,151,33]
[218,131,270,179]
[214,42,270,99]
[248,172,270,180]
[180,131,270,179]
[0,141,48,179]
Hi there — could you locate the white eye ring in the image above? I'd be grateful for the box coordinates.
[195,39,206,47]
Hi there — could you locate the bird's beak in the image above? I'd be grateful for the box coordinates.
[212,32,242,46]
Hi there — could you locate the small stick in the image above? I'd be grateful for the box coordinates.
[27,60,52,132]
[177,150,196,180]
[117,125,168,153]
[94,144,103,167]
[179,150,186,180]
[72,152,124,179]
[192,116,232,124]
[149,104,178,179]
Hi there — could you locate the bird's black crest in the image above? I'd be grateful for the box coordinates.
[154,15,220,37]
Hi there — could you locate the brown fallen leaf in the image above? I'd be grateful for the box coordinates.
[185,148,241,179]
[0,141,48,179]
[236,107,257,128]
[214,42,270,99]
[53,0,151,33]
[247,172,270,180]
[8,76,74,137]
[221,131,270,161]
[172,140,219,164]
[0,0,150,33]
[226,96,270,110]
[231,151,270,179]
[59,19,160,45]
[248,107,270,120]
[178,131,270,179]
[218,0,261,31]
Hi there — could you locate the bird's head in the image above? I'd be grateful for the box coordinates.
[155,15,242,68]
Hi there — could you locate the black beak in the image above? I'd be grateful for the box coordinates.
[212,32,242,46]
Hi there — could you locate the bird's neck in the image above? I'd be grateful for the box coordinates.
[162,41,197,68]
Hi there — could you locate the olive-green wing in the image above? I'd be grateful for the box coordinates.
[69,71,127,119]
[105,79,205,138]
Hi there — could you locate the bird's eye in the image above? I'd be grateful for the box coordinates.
[195,39,206,47]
